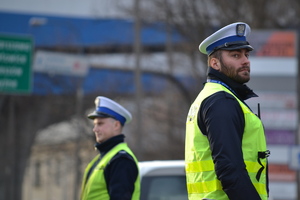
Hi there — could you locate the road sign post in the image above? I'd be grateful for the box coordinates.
[0,34,33,94]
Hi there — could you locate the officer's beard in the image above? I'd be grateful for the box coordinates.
[219,59,250,84]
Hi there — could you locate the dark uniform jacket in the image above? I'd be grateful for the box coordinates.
[86,134,138,200]
[198,67,264,200]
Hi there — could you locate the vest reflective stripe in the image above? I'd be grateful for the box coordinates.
[186,160,266,173]
[185,82,268,200]
[187,181,267,195]
[80,143,140,200]
[245,161,267,173]
[186,160,214,172]
[187,180,222,194]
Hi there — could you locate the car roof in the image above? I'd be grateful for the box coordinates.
[138,160,185,177]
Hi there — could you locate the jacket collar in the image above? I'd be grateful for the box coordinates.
[94,134,125,156]
[207,67,258,100]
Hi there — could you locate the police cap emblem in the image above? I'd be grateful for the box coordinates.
[95,97,100,107]
[236,24,246,37]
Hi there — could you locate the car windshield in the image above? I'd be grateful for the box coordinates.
[140,175,188,200]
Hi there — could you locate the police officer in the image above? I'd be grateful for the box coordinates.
[80,96,140,200]
[185,22,269,200]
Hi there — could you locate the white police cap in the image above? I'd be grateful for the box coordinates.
[87,96,132,126]
[199,22,253,55]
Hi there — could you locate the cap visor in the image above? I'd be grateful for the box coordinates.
[87,111,113,119]
[220,44,253,51]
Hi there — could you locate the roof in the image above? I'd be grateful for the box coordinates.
[0,11,185,49]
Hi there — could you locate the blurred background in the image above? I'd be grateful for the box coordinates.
[0,0,299,200]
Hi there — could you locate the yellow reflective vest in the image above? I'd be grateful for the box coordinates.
[185,82,268,200]
[80,143,140,200]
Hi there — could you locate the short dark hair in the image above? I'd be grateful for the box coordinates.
[207,50,222,67]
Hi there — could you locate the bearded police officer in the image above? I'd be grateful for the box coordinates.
[80,96,140,200]
[185,22,269,200]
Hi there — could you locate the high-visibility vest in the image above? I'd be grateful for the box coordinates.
[185,82,268,200]
[80,143,140,200]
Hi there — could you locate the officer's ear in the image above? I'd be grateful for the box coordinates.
[210,57,221,71]
[113,119,123,130]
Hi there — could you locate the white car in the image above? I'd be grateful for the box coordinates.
[139,160,275,200]
[139,160,188,200]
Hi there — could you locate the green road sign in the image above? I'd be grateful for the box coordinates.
[0,34,33,94]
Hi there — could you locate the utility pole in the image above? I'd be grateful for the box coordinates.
[134,0,143,159]
[165,0,176,158]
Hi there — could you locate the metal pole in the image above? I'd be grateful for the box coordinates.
[134,0,143,159]
[165,3,175,157]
